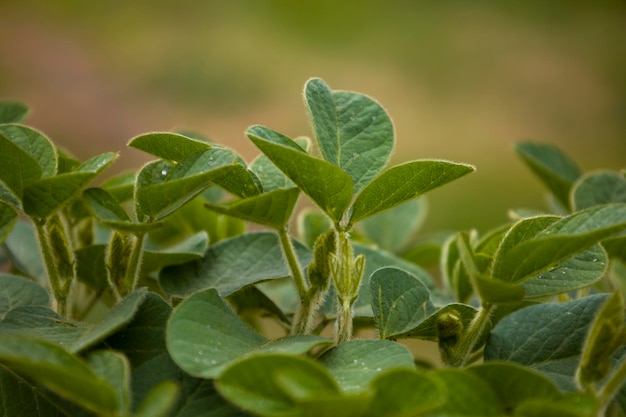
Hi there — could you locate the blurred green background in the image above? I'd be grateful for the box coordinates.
[1,0,624,233]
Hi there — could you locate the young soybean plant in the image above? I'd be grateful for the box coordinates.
[201,77,475,343]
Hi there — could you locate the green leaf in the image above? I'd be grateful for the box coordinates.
[159,232,311,299]
[492,205,626,283]
[359,198,426,253]
[572,171,626,211]
[0,336,119,414]
[23,152,117,219]
[304,78,394,192]
[514,393,600,417]
[167,288,330,379]
[70,289,148,353]
[84,187,130,222]
[0,366,65,417]
[0,131,43,199]
[364,368,445,417]
[87,350,131,413]
[250,150,297,192]
[369,267,435,339]
[142,231,209,273]
[349,160,475,225]
[75,244,108,289]
[397,303,478,341]
[0,306,85,347]
[317,340,415,393]
[521,244,607,298]
[297,208,332,248]
[3,220,45,281]
[484,294,609,391]
[247,125,353,223]
[0,101,29,123]
[0,273,49,318]
[467,362,561,411]
[432,368,503,416]
[516,142,582,210]
[128,132,211,162]
[101,171,136,202]
[135,381,179,417]
[205,188,300,229]
[0,124,57,178]
[216,354,359,417]
[0,202,18,244]
[577,291,626,387]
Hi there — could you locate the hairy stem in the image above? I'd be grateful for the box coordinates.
[120,232,146,297]
[598,353,626,413]
[446,303,495,367]
[278,228,308,300]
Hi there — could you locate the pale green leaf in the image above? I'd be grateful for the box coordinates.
[87,350,131,413]
[572,171,626,211]
[247,125,353,223]
[304,78,394,191]
[0,124,56,178]
[142,231,209,273]
[3,220,45,281]
[349,160,475,225]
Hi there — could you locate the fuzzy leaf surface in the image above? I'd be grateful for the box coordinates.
[492,204,626,283]
[0,131,43,199]
[159,232,311,299]
[369,267,436,339]
[304,78,394,192]
[0,124,56,178]
[572,171,626,211]
[349,160,475,225]
[516,142,582,210]
[247,125,353,223]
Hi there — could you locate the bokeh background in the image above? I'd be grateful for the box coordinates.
[2,0,625,233]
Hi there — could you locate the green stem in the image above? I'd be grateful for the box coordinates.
[290,288,324,335]
[35,221,67,315]
[598,353,626,411]
[278,228,308,300]
[336,298,353,344]
[120,232,146,297]
[446,303,495,367]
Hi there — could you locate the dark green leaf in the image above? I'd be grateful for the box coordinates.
[0,131,43,199]
[3,220,45,281]
[135,381,179,417]
[205,188,300,229]
[317,340,415,393]
[572,171,626,211]
[349,160,475,225]
[100,170,136,202]
[87,350,131,413]
[369,267,435,339]
[514,393,600,417]
[159,232,311,299]
[0,366,65,417]
[75,244,108,289]
[0,101,29,123]
[247,125,353,223]
[250,150,297,192]
[0,124,56,178]
[0,305,84,347]
[0,336,119,414]
[431,368,503,416]
[0,273,49,318]
[297,208,332,248]
[397,303,478,341]
[484,294,609,391]
[84,187,130,222]
[167,288,330,379]
[516,142,582,210]
[128,132,211,162]
[304,78,394,192]
[0,202,18,244]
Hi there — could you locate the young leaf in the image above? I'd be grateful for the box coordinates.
[396,303,479,341]
[87,350,131,414]
[0,124,57,178]
[0,336,119,414]
[514,393,600,417]
[369,267,435,339]
[167,288,330,379]
[0,202,18,244]
[159,232,312,299]
[492,204,626,284]
[484,294,609,391]
[317,340,415,393]
[3,220,45,281]
[134,381,179,417]
[128,132,211,162]
[516,142,582,211]
[304,77,394,192]
[100,171,136,203]
[572,171,626,211]
[247,125,353,224]
[0,101,29,123]
[349,160,475,225]
[205,187,300,229]
[83,187,131,223]
[0,132,43,199]
[22,152,118,219]
[359,198,426,253]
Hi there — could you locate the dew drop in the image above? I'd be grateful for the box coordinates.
[198,350,204,356]
[353,359,358,364]
[161,169,168,176]
[376,367,382,372]
[194,357,201,363]
[592,258,598,262]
